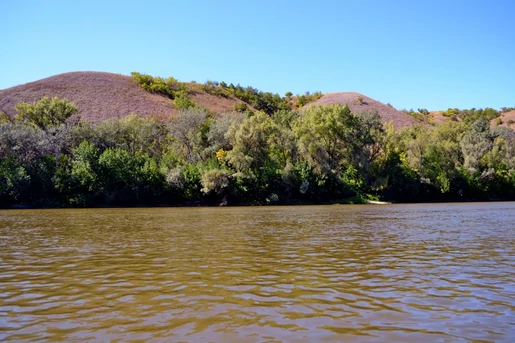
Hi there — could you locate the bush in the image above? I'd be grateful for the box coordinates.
[295,91,323,108]
[15,97,79,130]
[174,92,197,110]
[234,102,248,113]
[131,72,173,97]
[0,111,9,124]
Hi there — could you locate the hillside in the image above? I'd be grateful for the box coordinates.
[313,92,420,129]
[429,111,454,125]
[426,109,515,128]
[0,72,245,123]
[0,72,429,128]
[491,110,515,130]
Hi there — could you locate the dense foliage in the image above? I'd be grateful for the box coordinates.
[403,106,515,125]
[131,72,323,115]
[1,96,515,208]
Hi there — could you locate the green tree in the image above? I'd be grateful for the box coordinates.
[206,112,246,154]
[226,111,282,173]
[97,148,165,205]
[200,168,231,196]
[0,157,30,204]
[400,121,465,195]
[460,119,493,173]
[173,91,197,110]
[15,97,79,130]
[53,141,100,205]
[168,108,209,162]
[293,104,359,175]
[94,114,168,157]
[225,111,292,202]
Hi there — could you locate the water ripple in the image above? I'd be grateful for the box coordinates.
[1,203,514,342]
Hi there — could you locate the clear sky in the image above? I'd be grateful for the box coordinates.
[2,0,514,110]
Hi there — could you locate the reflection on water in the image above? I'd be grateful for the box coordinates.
[0,203,514,342]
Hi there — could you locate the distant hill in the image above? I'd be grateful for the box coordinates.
[426,109,515,129]
[0,72,424,128]
[0,72,246,123]
[313,92,421,129]
[491,110,515,130]
[428,111,454,125]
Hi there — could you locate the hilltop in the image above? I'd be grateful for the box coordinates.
[313,92,419,129]
[0,72,247,123]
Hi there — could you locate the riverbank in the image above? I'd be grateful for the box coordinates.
[3,195,514,210]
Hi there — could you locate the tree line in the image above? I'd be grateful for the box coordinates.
[1,96,514,207]
[130,72,323,114]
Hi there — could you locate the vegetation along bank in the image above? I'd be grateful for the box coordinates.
[1,72,514,207]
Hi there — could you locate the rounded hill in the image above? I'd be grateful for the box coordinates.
[313,92,421,129]
[0,72,243,123]
[1,72,424,129]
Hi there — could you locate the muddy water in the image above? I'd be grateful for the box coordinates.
[0,203,514,342]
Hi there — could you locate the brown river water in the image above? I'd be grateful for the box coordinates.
[0,203,514,342]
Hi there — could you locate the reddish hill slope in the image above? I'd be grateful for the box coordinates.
[1,72,426,129]
[0,72,177,122]
[0,72,245,123]
[491,110,515,130]
[313,92,421,129]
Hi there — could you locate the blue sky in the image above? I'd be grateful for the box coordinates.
[3,0,514,110]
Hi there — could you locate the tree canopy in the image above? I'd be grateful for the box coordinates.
[1,95,515,207]
[15,97,79,130]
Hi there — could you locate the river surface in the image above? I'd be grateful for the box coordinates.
[0,203,514,342]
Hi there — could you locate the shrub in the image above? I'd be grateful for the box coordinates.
[296,95,308,108]
[131,72,172,97]
[234,102,248,113]
[15,97,79,130]
[295,91,323,108]
[174,92,197,110]
[0,111,10,123]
